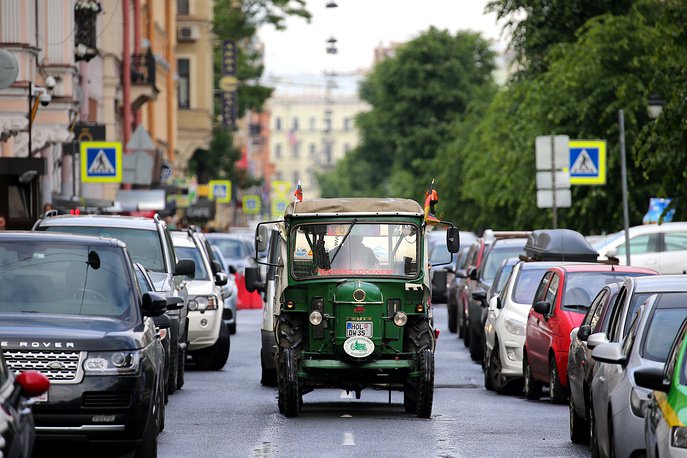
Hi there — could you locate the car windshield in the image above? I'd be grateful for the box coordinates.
[493,263,514,296]
[642,293,687,362]
[0,241,136,319]
[43,226,165,272]
[174,246,210,281]
[291,222,419,279]
[512,268,548,304]
[563,271,647,313]
[482,245,524,281]
[210,238,250,260]
[429,238,451,264]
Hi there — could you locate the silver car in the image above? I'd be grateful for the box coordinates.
[590,276,687,457]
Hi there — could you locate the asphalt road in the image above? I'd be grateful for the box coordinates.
[158,305,588,457]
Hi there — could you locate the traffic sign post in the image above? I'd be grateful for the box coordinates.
[208,180,232,203]
[535,135,570,228]
[80,141,122,183]
[569,140,606,185]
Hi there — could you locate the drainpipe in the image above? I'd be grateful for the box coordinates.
[146,0,156,142]
[122,0,132,149]
[133,0,141,126]
[165,0,175,163]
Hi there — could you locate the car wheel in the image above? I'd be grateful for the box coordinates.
[569,395,589,444]
[549,357,568,404]
[462,312,470,347]
[158,381,165,433]
[483,348,494,391]
[447,302,457,334]
[228,321,237,335]
[279,348,301,418]
[167,336,178,395]
[590,400,601,458]
[469,325,483,361]
[177,345,186,389]
[134,393,159,458]
[523,353,542,400]
[415,349,435,418]
[192,321,230,371]
[487,344,507,394]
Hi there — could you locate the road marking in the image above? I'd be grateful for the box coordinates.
[340,390,353,399]
[342,432,355,446]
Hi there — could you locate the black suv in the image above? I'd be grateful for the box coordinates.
[34,214,194,394]
[0,232,167,454]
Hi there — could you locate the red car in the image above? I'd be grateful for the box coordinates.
[523,264,657,403]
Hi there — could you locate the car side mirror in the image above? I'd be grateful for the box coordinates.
[446,227,461,253]
[211,260,222,274]
[174,259,195,276]
[577,324,592,342]
[142,291,168,317]
[245,266,265,293]
[634,365,669,392]
[472,290,487,306]
[165,296,185,310]
[214,271,228,287]
[256,225,268,254]
[228,264,237,274]
[591,342,626,365]
[533,301,550,316]
[468,267,478,281]
[586,332,609,350]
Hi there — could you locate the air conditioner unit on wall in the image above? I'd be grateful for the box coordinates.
[177,25,200,42]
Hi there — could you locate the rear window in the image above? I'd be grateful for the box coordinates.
[43,226,165,272]
[642,292,687,362]
[482,245,524,281]
[212,239,249,259]
[512,268,548,305]
[562,271,649,313]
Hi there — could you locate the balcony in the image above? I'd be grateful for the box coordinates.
[129,50,158,110]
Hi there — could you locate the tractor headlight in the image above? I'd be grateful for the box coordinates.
[84,351,141,375]
[504,315,526,336]
[393,311,408,327]
[309,310,323,326]
[672,427,687,448]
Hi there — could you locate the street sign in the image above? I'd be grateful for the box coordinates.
[209,180,232,203]
[242,195,261,214]
[271,180,292,198]
[535,135,570,171]
[272,198,289,216]
[536,171,570,190]
[81,141,122,183]
[537,189,571,209]
[569,140,606,185]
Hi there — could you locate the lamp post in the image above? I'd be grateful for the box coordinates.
[618,109,631,266]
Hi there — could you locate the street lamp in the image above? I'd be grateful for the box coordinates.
[618,109,631,266]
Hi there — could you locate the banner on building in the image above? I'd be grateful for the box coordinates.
[220,40,238,129]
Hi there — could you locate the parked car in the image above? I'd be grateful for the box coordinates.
[466,236,528,361]
[205,232,261,309]
[484,260,561,393]
[34,214,194,394]
[567,282,623,444]
[636,316,687,458]
[212,245,238,334]
[0,358,49,458]
[428,230,476,304]
[523,264,657,404]
[446,246,472,336]
[0,232,167,454]
[589,276,687,458]
[170,230,230,370]
[594,222,687,274]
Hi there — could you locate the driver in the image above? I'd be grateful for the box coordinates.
[330,234,379,271]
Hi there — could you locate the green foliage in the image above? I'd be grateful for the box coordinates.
[319,28,497,199]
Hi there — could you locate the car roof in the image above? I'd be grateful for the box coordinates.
[555,264,658,274]
[37,214,159,230]
[631,275,687,293]
[519,261,566,271]
[284,198,423,216]
[0,230,125,247]
[491,237,528,248]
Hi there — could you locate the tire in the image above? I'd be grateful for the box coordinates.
[469,324,483,361]
[483,348,493,391]
[167,335,178,394]
[462,311,469,346]
[261,351,278,387]
[158,382,165,433]
[523,353,542,400]
[192,321,230,371]
[176,345,186,389]
[447,302,457,334]
[279,348,301,417]
[486,344,507,394]
[569,395,589,444]
[415,349,435,418]
[406,318,433,352]
[135,392,160,458]
[228,321,237,335]
[549,357,567,404]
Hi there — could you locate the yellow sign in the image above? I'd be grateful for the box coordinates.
[242,195,261,214]
[80,141,122,183]
[271,198,290,217]
[208,180,232,203]
[271,180,292,198]
[569,140,606,185]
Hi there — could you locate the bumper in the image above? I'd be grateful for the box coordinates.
[32,370,155,444]
[498,335,526,378]
[188,309,221,351]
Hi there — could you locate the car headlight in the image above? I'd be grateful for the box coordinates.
[84,351,141,375]
[189,296,218,311]
[393,311,408,327]
[672,427,687,448]
[504,316,526,336]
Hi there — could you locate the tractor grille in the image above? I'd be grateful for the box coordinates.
[82,392,131,409]
[3,350,85,384]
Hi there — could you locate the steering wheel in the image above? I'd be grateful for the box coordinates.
[75,288,107,302]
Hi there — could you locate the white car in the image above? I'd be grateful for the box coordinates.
[594,222,687,274]
[483,261,560,393]
[170,230,230,371]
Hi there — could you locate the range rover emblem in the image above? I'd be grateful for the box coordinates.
[47,361,64,370]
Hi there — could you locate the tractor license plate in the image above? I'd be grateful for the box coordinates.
[346,321,373,337]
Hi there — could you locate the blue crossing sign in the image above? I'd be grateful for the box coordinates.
[569,140,606,185]
[208,180,232,203]
[242,195,261,214]
[81,141,122,183]
[272,198,289,217]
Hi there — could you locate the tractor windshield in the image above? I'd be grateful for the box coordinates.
[291,222,420,279]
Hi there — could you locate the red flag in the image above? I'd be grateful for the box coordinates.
[424,179,440,225]
[294,180,303,202]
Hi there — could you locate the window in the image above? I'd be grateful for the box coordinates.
[292,118,299,131]
[309,143,316,156]
[616,234,657,256]
[309,117,316,131]
[545,273,559,307]
[622,310,640,356]
[177,0,189,15]
[664,233,687,252]
[275,117,282,131]
[292,142,300,158]
[533,272,552,304]
[274,144,282,159]
[585,290,607,328]
[512,268,547,305]
[177,58,190,109]
[641,292,687,362]
[343,117,352,131]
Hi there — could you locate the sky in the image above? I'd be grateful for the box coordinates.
[257,0,511,95]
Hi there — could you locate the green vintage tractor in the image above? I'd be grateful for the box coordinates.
[246,198,460,418]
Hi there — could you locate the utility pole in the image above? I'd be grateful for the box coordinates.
[618,109,631,265]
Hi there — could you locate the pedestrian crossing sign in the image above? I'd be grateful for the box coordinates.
[81,141,122,183]
[569,140,606,185]
[208,180,232,203]
[242,195,261,214]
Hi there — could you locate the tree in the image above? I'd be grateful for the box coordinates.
[319,28,497,199]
